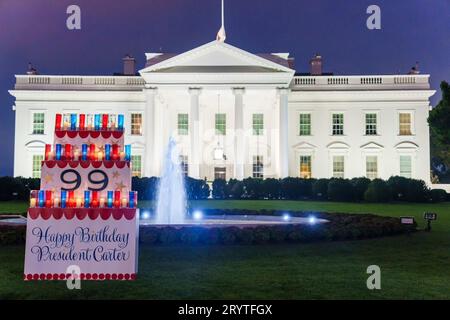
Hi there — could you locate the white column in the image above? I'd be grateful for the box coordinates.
[189,88,201,178]
[233,88,245,179]
[144,86,157,177]
[278,88,290,178]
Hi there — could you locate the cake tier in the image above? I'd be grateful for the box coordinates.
[54,130,124,150]
[28,207,137,220]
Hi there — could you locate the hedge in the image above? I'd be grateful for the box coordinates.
[0,175,447,203]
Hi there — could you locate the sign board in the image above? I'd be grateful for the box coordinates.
[423,212,437,221]
[24,207,139,280]
[400,216,415,225]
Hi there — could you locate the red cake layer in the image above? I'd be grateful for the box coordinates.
[55,130,124,139]
[42,160,130,168]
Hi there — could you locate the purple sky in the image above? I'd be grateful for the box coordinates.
[0,0,449,175]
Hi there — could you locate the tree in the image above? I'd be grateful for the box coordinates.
[428,81,450,180]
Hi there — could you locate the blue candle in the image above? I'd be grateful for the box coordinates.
[81,144,88,161]
[61,190,67,208]
[129,191,135,208]
[94,114,101,130]
[84,190,90,208]
[125,145,131,161]
[55,144,62,160]
[107,191,113,208]
[118,114,124,131]
[105,144,111,160]
[70,114,77,130]
[38,190,45,208]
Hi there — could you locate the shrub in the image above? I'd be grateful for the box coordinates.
[185,177,210,200]
[328,179,354,201]
[387,176,410,201]
[350,177,371,201]
[404,179,429,202]
[429,189,448,203]
[364,179,391,202]
[312,179,329,200]
[225,179,244,199]
[263,178,281,199]
[212,179,226,199]
[243,178,265,199]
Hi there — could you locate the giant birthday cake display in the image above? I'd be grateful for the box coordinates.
[24,113,139,281]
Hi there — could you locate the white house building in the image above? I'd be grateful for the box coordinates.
[9,40,435,184]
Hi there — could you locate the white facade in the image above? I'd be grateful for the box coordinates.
[9,41,435,183]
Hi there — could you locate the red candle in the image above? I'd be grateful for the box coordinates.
[91,191,99,208]
[55,114,62,130]
[114,190,121,208]
[45,144,51,161]
[102,114,109,130]
[89,144,96,161]
[68,191,75,208]
[45,190,53,208]
[64,144,72,160]
[112,144,119,160]
[79,114,86,130]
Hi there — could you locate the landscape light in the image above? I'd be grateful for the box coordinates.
[308,216,317,225]
[282,213,291,221]
[141,211,150,220]
[193,210,203,221]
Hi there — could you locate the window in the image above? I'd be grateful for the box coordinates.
[365,113,377,135]
[32,113,45,134]
[131,113,143,135]
[366,156,378,179]
[178,114,189,135]
[299,113,311,136]
[332,113,344,135]
[131,155,142,177]
[332,156,345,178]
[215,113,226,135]
[299,155,312,178]
[252,156,264,178]
[32,155,43,178]
[180,155,188,176]
[400,155,412,178]
[399,113,412,135]
[252,114,264,136]
[214,167,226,180]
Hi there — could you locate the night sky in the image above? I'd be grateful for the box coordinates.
[0,0,449,176]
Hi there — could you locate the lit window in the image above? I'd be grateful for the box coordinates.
[32,155,43,178]
[178,114,189,135]
[332,156,345,178]
[365,113,377,135]
[366,156,378,179]
[299,113,311,136]
[180,155,188,176]
[131,113,143,135]
[332,113,344,135]
[300,155,312,178]
[400,155,412,178]
[215,113,226,135]
[399,113,412,135]
[32,113,45,134]
[131,155,142,177]
[252,156,264,178]
[214,167,226,180]
[252,114,264,136]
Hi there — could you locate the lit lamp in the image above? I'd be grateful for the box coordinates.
[97,151,104,161]
[213,146,224,160]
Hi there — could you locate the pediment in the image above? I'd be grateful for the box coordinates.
[327,141,350,149]
[394,141,419,149]
[360,142,384,150]
[292,142,317,150]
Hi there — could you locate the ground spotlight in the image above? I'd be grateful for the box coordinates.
[141,211,150,220]
[282,213,291,221]
[193,210,203,221]
[308,216,316,225]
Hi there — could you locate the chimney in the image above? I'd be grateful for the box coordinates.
[122,54,136,75]
[26,62,38,75]
[310,53,322,75]
[408,61,420,75]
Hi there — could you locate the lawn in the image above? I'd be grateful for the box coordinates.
[0,200,449,299]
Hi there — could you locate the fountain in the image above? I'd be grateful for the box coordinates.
[154,137,187,224]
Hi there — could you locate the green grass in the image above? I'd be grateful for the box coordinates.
[0,200,449,299]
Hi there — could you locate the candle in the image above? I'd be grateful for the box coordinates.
[63,120,69,130]
[84,191,91,208]
[99,197,105,208]
[119,151,125,161]
[114,190,121,208]
[109,114,116,130]
[105,144,111,160]
[79,114,86,130]
[61,190,67,208]
[55,114,62,130]
[81,144,88,161]
[68,190,75,208]
[118,114,124,131]
[70,114,77,130]
[86,114,94,130]
[129,191,136,208]
[45,190,53,208]
[38,190,45,208]
[97,151,104,161]
[112,144,119,160]
[55,144,62,160]
[76,197,82,208]
[89,144,96,161]
[54,197,60,208]
[45,144,51,161]
[94,114,101,130]
[48,151,55,161]
[91,191,99,208]
[102,114,108,130]
[125,145,131,161]
[65,144,72,160]
[107,191,113,208]
[121,198,128,208]
[30,198,36,208]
